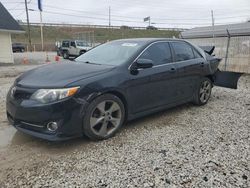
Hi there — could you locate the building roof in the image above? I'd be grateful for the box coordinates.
[0,2,24,33]
[181,22,250,39]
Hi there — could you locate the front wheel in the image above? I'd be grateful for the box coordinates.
[193,77,212,105]
[83,94,125,140]
[62,51,69,59]
[79,50,86,56]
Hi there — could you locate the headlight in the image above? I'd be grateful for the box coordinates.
[31,87,79,103]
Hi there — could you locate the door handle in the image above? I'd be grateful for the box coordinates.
[200,62,205,67]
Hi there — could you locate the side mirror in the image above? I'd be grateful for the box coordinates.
[136,59,153,69]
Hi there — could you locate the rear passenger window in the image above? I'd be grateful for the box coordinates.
[193,49,203,58]
[171,42,195,61]
[139,42,172,65]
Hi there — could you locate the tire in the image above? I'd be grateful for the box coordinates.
[83,94,125,140]
[193,77,212,105]
[79,50,86,56]
[62,51,69,59]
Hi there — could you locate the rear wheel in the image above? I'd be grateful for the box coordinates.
[193,77,212,105]
[83,94,125,140]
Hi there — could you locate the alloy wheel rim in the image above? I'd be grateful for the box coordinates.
[199,80,211,103]
[90,100,122,137]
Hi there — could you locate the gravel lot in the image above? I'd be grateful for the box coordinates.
[0,65,249,187]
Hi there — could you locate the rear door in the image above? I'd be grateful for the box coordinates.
[69,41,78,55]
[170,41,206,100]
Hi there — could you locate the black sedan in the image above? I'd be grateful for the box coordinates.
[12,43,25,52]
[6,38,241,141]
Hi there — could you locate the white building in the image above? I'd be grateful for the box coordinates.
[0,3,24,64]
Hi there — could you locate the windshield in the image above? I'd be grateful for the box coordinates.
[75,41,143,66]
[76,41,90,47]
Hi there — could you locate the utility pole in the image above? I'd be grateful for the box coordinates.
[38,0,44,51]
[211,10,215,39]
[107,6,111,41]
[40,11,44,51]
[109,6,111,28]
[25,0,32,51]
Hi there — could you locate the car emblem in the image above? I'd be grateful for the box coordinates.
[10,86,16,98]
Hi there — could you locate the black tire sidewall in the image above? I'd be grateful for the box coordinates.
[63,51,69,59]
[83,94,125,140]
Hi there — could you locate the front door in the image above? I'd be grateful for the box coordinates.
[126,42,179,114]
[69,41,78,56]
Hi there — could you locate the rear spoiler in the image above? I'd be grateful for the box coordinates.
[199,46,215,55]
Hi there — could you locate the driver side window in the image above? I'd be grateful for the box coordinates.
[139,42,173,66]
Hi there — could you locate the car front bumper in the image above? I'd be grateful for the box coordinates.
[6,89,89,141]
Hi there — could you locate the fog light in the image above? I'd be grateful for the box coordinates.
[47,122,58,132]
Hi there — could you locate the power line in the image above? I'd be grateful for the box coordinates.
[26,3,250,22]
[5,1,249,27]
[108,0,250,12]
[8,8,24,11]
[32,10,241,26]
[15,10,26,17]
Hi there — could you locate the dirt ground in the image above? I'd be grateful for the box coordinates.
[0,64,249,187]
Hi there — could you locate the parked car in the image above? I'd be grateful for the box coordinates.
[146,26,158,30]
[6,38,241,141]
[59,40,92,59]
[12,43,25,52]
[120,25,131,29]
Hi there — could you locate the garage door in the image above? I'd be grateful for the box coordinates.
[0,32,13,63]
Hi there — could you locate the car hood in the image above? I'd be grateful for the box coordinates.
[16,62,114,88]
[77,46,92,50]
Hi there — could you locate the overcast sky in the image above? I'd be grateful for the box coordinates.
[1,0,250,28]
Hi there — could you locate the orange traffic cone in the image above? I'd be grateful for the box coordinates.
[55,55,60,62]
[22,57,29,64]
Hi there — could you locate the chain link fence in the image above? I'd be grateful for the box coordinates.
[187,36,250,73]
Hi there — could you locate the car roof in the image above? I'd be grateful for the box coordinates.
[112,38,185,45]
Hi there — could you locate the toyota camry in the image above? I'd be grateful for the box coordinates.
[6,38,241,141]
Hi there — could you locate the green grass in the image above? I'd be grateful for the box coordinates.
[12,25,180,44]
